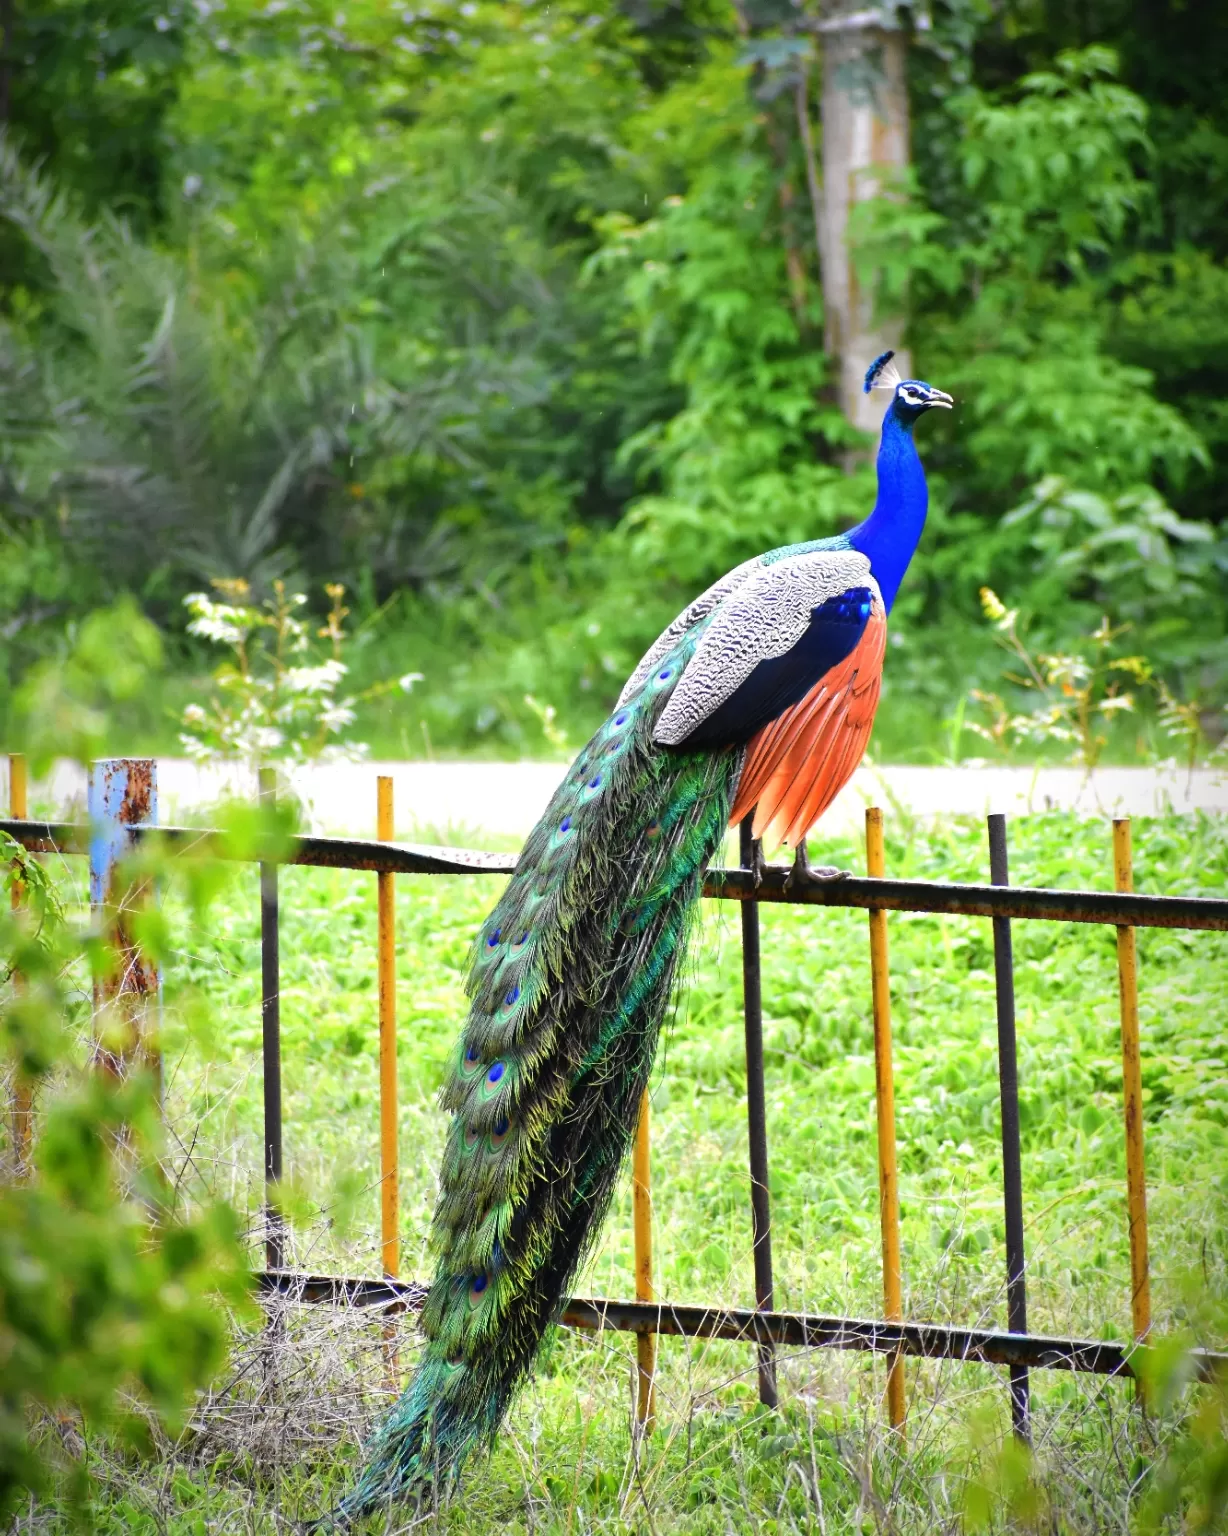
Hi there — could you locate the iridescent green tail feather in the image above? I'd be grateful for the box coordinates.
[324,638,740,1525]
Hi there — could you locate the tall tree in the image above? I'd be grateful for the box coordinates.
[817,3,912,432]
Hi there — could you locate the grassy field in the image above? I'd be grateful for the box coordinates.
[17,809,1228,1532]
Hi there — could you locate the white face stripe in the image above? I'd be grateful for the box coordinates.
[896,381,954,409]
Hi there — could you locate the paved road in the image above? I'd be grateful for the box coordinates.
[22,758,1227,842]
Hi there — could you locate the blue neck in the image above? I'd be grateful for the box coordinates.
[845,407,928,613]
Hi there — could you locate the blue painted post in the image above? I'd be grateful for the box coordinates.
[89,759,162,1096]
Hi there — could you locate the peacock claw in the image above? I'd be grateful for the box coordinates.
[786,839,850,890]
[749,838,767,889]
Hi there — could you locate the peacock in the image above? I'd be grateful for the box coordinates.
[323,352,951,1525]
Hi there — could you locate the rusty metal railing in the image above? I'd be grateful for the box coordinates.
[5,752,1228,1439]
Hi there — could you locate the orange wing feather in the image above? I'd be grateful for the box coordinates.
[728,601,886,847]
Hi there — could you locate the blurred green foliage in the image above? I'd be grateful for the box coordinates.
[11,597,164,774]
[0,603,272,1516]
[0,0,1226,755]
[0,834,251,1519]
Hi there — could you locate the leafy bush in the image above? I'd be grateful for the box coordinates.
[9,597,165,773]
[968,588,1151,771]
[180,579,420,765]
[996,476,1227,681]
[967,584,1225,772]
[0,825,251,1518]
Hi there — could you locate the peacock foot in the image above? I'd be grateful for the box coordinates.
[748,836,768,889]
[785,839,850,891]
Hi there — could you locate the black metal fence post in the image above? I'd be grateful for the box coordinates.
[988,813,1030,1441]
[259,767,284,1272]
[739,817,778,1408]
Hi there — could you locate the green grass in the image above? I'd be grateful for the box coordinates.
[21,811,1228,1531]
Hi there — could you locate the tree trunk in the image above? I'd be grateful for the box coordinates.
[817,9,912,434]
[731,0,812,331]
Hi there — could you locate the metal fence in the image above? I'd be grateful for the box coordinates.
[5,753,1228,1442]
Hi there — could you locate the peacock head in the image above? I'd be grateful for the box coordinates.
[864,350,952,426]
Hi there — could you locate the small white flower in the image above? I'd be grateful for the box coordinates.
[319,704,357,732]
[283,660,347,695]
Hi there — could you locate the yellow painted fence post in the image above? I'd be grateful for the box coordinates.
[1113,818,1151,1355]
[866,807,906,1432]
[633,1088,656,1429]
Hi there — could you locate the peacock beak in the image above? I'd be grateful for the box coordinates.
[926,389,954,409]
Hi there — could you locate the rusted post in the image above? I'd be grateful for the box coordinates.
[987,813,1030,1442]
[259,767,285,1271]
[88,760,161,1095]
[866,808,906,1431]
[8,752,33,1174]
[632,1085,656,1430]
[1113,819,1151,1359]
[739,816,778,1408]
[377,776,399,1279]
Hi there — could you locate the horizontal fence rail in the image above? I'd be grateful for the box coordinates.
[6,762,1228,1439]
[4,819,1227,929]
[254,1271,1228,1385]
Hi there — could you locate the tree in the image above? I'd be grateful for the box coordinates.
[817,4,913,432]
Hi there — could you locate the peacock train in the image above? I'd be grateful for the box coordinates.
[321,351,952,1525]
